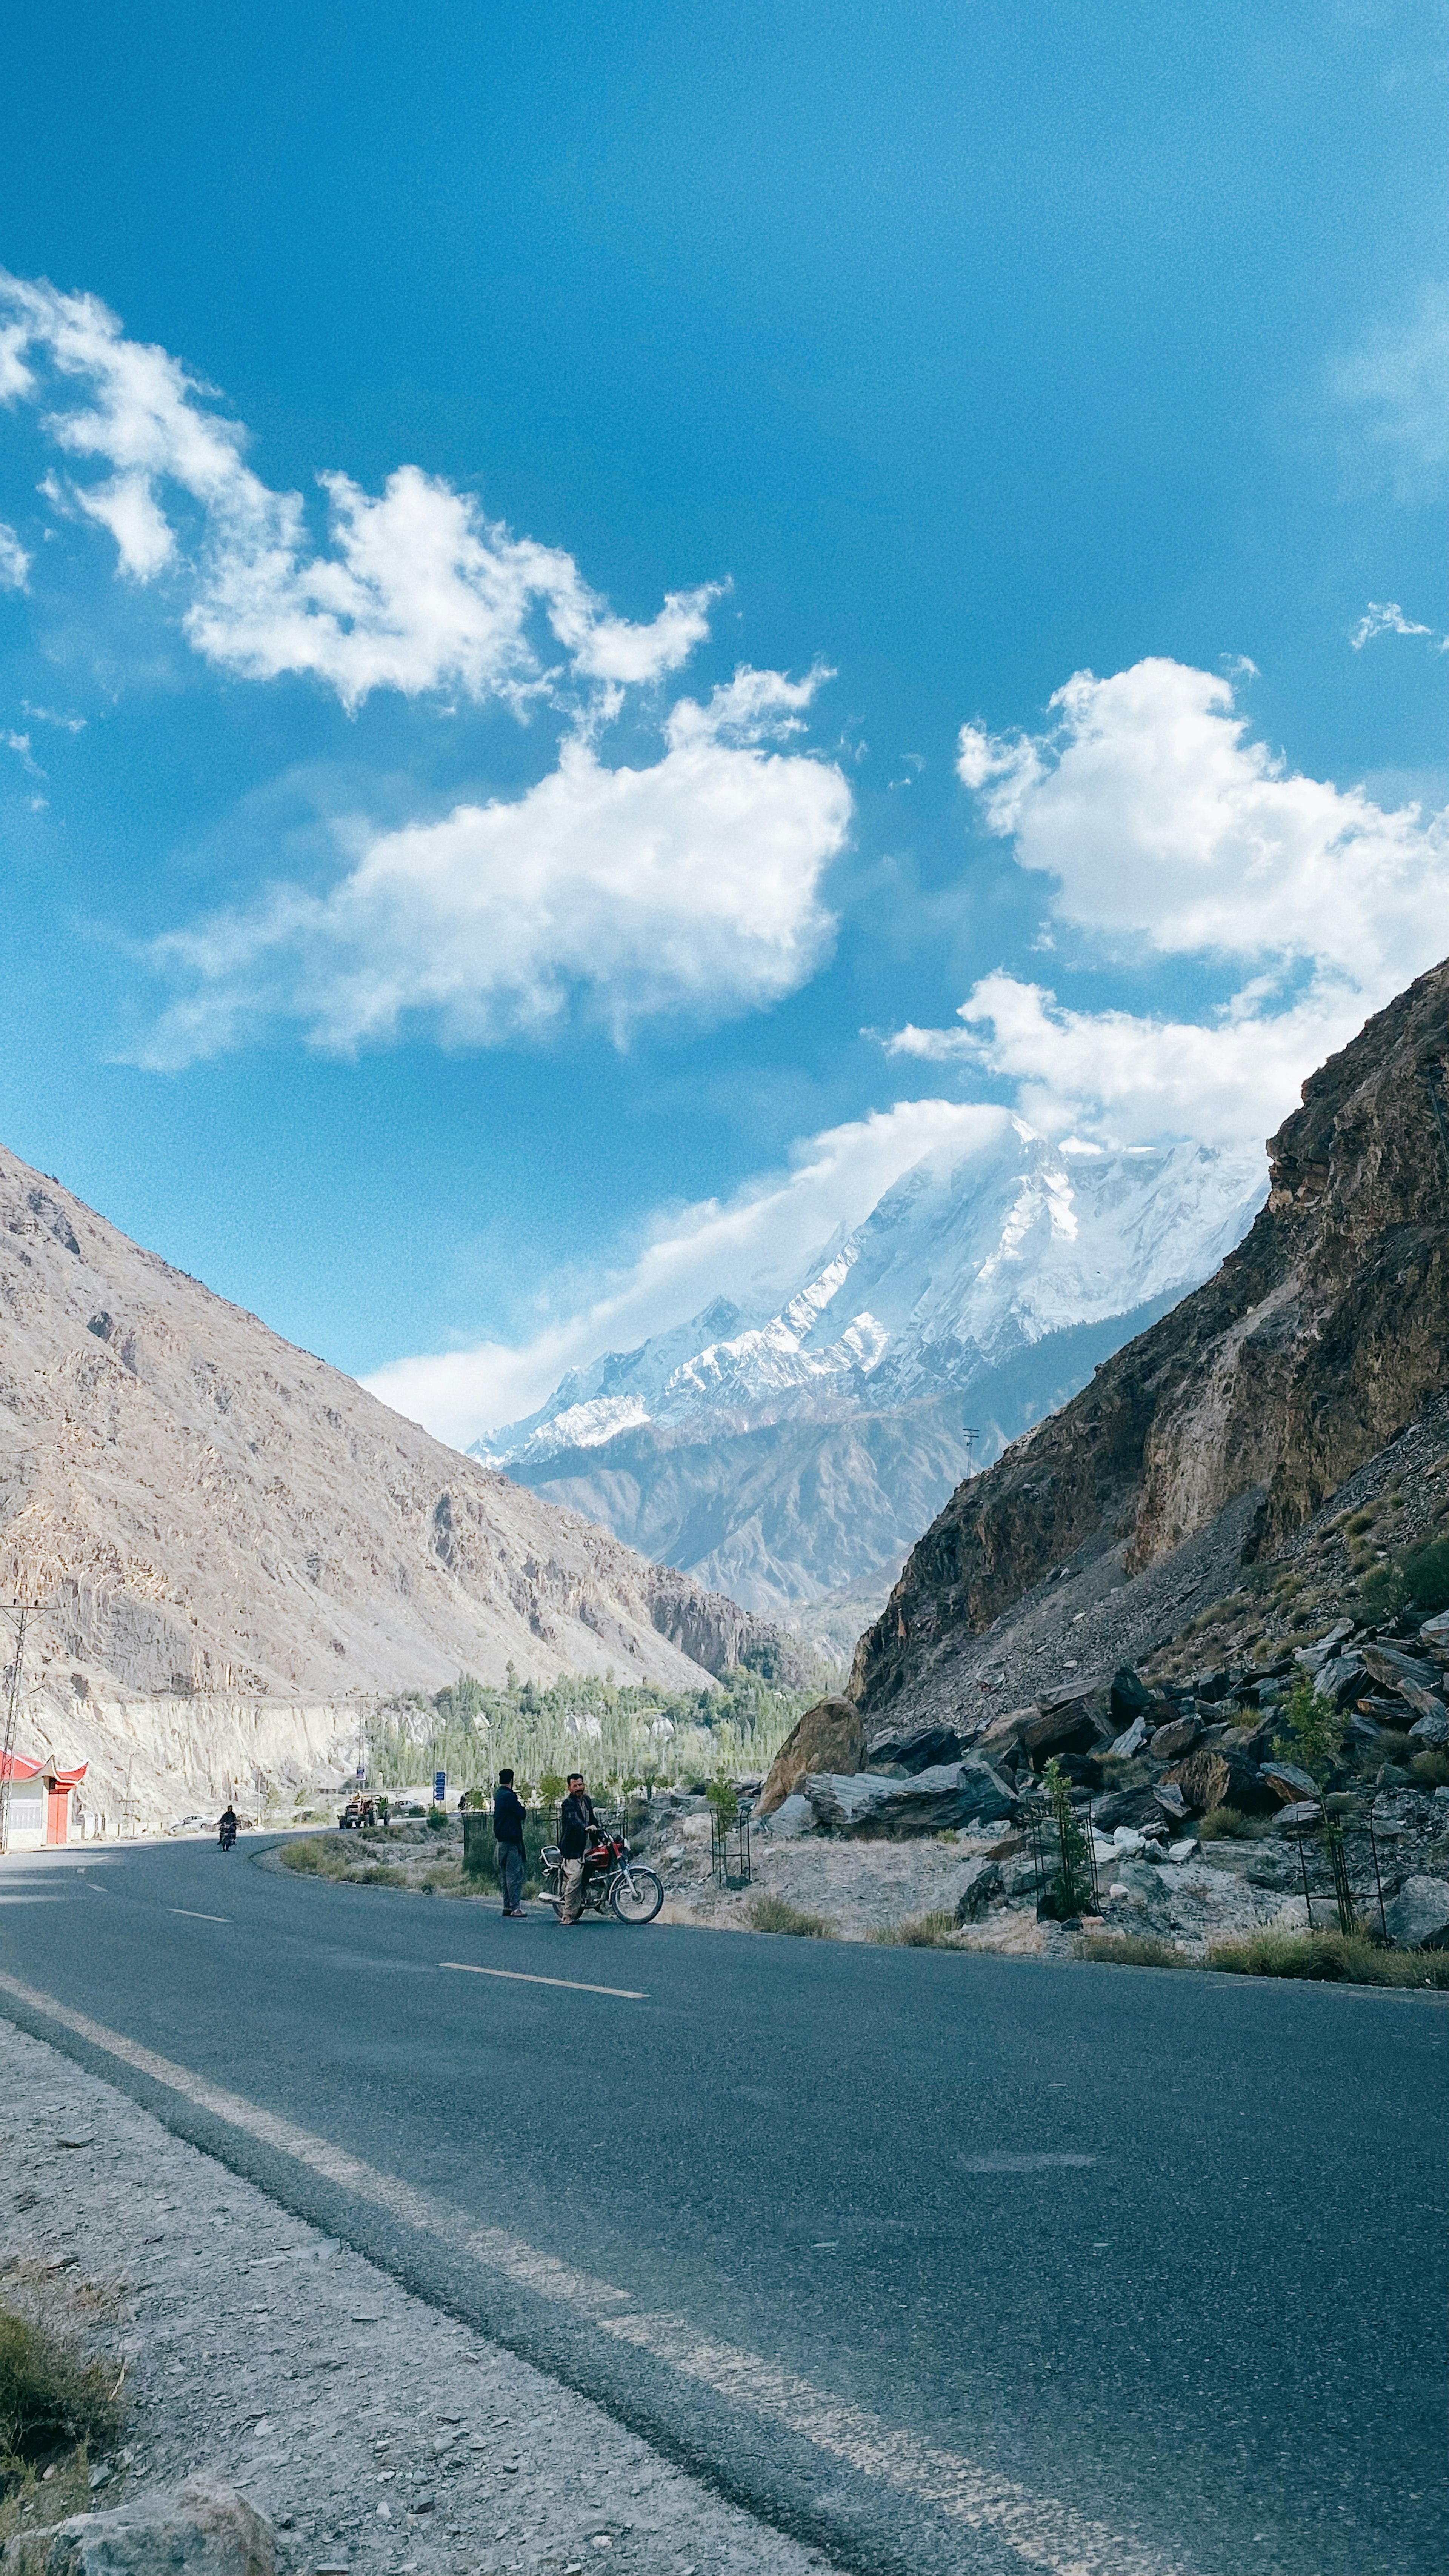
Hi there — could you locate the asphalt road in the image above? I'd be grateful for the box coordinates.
[1,1836,1444,2576]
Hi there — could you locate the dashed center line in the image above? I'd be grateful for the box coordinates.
[170,1908,229,1924]
[438,1959,646,2001]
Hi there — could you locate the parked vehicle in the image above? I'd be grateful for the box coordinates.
[540,1828,663,1924]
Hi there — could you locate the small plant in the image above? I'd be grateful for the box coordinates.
[536,1771,566,1809]
[1273,1671,1347,1788]
[1037,1756,1094,1919]
[0,2306,121,2499]
[869,1910,958,1948]
[706,1776,739,1825]
[745,1892,833,1938]
[1207,1929,1449,1989]
[1343,1508,1378,1536]
[425,1804,449,1831]
[279,1836,350,1880]
[1410,1749,1449,1788]
[1074,1934,1192,1969]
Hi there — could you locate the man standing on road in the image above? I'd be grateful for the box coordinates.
[557,1772,599,1926]
[493,1769,528,1919]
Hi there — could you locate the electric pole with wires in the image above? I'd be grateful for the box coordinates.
[0,1598,56,1858]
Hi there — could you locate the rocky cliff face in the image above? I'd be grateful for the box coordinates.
[0,1142,789,1755]
[852,960,1449,1720]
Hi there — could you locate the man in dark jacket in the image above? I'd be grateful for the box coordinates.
[493,1769,528,1918]
[557,1773,599,1925]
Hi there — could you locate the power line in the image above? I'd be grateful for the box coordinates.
[0,1598,57,1858]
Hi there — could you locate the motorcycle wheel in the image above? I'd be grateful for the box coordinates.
[609,1865,663,1925]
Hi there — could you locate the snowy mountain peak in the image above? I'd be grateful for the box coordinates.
[483,1118,1266,1479]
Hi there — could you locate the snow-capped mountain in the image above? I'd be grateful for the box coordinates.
[475,1114,1266,1611]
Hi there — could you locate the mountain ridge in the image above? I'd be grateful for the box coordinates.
[850,959,1449,1726]
[481,1115,1265,1607]
[0,1139,792,1724]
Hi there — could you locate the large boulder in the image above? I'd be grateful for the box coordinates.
[6,2477,275,2576]
[1383,1875,1449,1951]
[757,1696,864,1815]
[1361,1643,1443,1695]
[1109,1665,1152,1723]
[864,1720,964,1773]
[1261,1759,1319,1804]
[801,1756,1015,1838]
[952,1857,1004,1923]
[1419,1607,1449,1661]
[1409,1709,1449,1749]
[1147,1716,1201,1763]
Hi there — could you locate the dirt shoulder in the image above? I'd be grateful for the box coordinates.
[0,2022,838,2576]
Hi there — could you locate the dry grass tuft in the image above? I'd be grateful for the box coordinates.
[1207,1929,1449,1988]
[744,1892,835,1939]
[869,1910,959,1948]
[0,2298,124,2550]
[1074,1934,1193,1969]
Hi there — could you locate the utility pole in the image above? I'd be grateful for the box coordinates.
[963,1426,979,1480]
[1,1598,56,1858]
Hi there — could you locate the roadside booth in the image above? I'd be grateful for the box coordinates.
[0,1752,88,1848]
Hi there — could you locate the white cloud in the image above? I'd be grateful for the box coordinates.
[897,657,1449,1149]
[0,272,716,712]
[365,1097,1009,1446]
[1351,600,1444,652]
[0,520,28,589]
[1331,284,1449,494]
[142,667,850,1065]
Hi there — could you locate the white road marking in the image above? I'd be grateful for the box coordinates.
[0,1968,1191,2576]
[438,1960,646,2001]
[170,1909,229,1924]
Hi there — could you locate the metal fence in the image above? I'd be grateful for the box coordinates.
[1020,1778,1101,1921]
[711,1807,752,1889]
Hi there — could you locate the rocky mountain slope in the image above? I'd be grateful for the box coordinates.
[480,1116,1263,1610]
[851,958,1449,1728]
[0,1141,792,1812]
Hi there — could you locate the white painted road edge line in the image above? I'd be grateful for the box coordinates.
[438,1959,646,2001]
[0,1968,1190,2576]
[170,1909,229,1924]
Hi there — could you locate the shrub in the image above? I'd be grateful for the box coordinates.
[706,1776,739,1825]
[1207,1929,1449,1988]
[0,2308,120,2482]
[745,1893,834,1938]
[1410,1749,1449,1788]
[1199,1805,1248,1838]
[869,1910,958,1948]
[279,1837,349,1880]
[1274,1672,1347,1787]
[425,1805,449,1831]
[536,1772,567,1808]
[1074,1935,1192,1969]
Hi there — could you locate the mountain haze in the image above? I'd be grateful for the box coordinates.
[480,1115,1264,1609]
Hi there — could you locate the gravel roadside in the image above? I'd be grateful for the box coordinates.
[0,2022,840,2576]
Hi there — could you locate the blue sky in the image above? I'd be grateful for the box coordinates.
[1,0,1445,1442]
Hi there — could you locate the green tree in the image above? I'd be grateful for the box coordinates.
[1274,1672,1347,1789]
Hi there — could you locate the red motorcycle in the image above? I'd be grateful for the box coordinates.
[540,1828,663,1925]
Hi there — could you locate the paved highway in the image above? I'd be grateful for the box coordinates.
[1,1836,1444,2576]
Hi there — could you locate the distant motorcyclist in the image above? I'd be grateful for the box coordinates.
[557,1774,599,1926]
[218,1805,238,1850]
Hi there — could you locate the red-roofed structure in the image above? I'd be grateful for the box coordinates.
[0,1751,88,1847]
